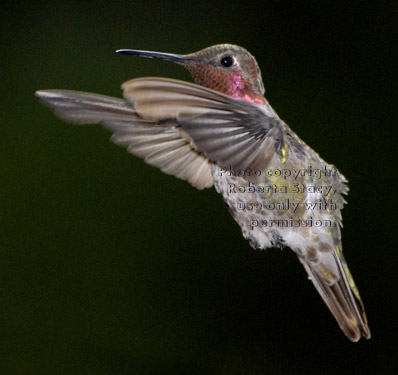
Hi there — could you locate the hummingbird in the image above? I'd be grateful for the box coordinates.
[35,44,370,342]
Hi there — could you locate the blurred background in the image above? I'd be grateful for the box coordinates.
[1,1,396,374]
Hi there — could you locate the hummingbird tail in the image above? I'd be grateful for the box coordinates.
[298,251,371,342]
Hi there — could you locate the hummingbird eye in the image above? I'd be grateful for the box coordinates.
[220,56,234,68]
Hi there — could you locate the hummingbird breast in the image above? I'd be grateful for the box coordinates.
[210,145,346,254]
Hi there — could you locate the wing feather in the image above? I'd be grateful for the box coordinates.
[36,78,284,188]
[123,78,284,171]
[35,89,213,189]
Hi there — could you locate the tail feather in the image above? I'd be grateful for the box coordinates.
[298,250,370,342]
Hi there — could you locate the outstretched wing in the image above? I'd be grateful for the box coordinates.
[36,78,284,187]
[35,89,213,189]
[122,78,284,172]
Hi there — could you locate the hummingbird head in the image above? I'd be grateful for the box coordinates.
[117,44,266,105]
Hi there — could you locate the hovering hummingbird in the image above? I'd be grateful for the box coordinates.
[35,44,370,342]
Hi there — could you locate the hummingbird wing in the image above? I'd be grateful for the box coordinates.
[122,78,285,172]
[35,89,213,190]
[36,78,285,187]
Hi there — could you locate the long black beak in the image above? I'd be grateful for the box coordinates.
[116,49,195,64]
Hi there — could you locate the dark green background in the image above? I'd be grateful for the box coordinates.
[1,1,396,374]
